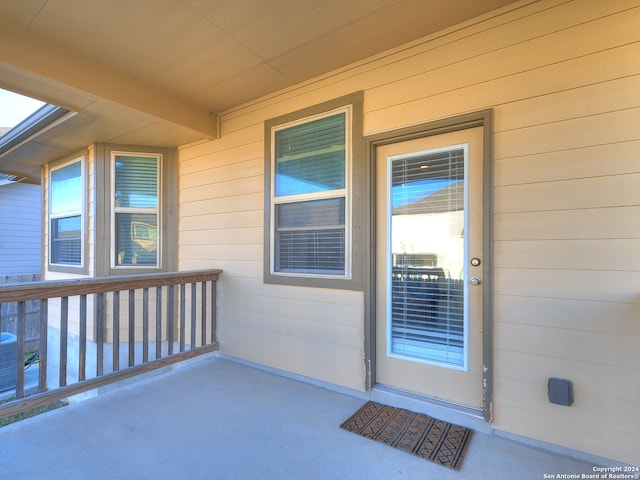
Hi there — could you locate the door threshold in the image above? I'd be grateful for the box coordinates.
[370,384,492,434]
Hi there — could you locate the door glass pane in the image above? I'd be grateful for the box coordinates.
[389,146,466,367]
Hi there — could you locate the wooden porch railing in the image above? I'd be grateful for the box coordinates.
[0,269,221,418]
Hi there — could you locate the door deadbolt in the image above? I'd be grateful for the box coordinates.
[470,257,481,267]
[470,277,481,285]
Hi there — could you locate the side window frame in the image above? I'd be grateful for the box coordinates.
[94,144,177,277]
[264,91,364,290]
[48,152,87,273]
[110,151,162,270]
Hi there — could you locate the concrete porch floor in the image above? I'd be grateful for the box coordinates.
[0,355,615,479]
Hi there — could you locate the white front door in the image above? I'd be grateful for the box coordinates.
[375,127,484,409]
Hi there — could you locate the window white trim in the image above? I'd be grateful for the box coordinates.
[110,151,162,269]
[48,155,85,270]
[269,106,353,280]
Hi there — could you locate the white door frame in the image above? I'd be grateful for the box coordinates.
[363,110,494,422]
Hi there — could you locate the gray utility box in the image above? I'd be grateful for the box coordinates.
[0,332,17,392]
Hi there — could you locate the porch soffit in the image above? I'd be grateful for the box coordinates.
[0,0,519,183]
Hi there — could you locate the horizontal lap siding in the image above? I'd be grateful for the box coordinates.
[178,0,639,463]
[179,122,365,389]
[0,183,42,275]
[488,2,640,465]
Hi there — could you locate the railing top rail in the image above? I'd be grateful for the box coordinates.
[0,269,222,302]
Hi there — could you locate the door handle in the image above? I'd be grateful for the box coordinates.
[470,277,481,286]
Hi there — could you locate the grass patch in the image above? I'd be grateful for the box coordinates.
[0,400,69,428]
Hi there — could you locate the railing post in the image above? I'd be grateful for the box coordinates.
[38,299,48,393]
[179,284,186,352]
[200,282,207,345]
[112,291,120,372]
[155,287,162,360]
[167,285,174,356]
[16,301,26,399]
[97,293,105,377]
[128,289,135,368]
[190,283,196,350]
[143,288,149,363]
[211,279,217,345]
[79,295,87,382]
[59,296,68,388]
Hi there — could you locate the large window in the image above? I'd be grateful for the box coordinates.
[264,92,364,290]
[272,110,350,277]
[112,153,160,268]
[49,158,84,267]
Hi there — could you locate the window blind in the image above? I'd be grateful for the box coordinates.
[51,216,81,264]
[275,113,345,196]
[113,154,159,266]
[275,198,345,274]
[390,148,466,367]
[114,155,158,208]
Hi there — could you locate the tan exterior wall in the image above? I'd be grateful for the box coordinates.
[178,0,639,464]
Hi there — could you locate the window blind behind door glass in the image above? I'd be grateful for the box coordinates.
[390,148,466,367]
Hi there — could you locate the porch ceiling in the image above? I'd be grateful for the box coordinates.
[0,0,519,183]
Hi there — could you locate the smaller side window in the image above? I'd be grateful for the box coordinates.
[112,153,160,268]
[49,158,84,267]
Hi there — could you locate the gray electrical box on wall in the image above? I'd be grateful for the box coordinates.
[548,378,573,406]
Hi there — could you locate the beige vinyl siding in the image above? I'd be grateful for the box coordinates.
[179,0,639,464]
[179,131,366,388]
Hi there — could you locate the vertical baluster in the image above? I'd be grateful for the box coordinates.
[113,291,120,372]
[190,283,196,349]
[179,284,186,352]
[211,280,217,344]
[128,289,135,367]
[59,296,68,387]
[38,299,48,393]
[167,285,174,356]
[15,301,26,398]
[201,282,207,346]
[201,282,207,347]
[143,288,149,363]
[97,293,105,376]
[79,295,87,382]
[155,287,162,360]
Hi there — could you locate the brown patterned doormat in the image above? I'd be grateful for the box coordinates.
[340,401,473,470]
